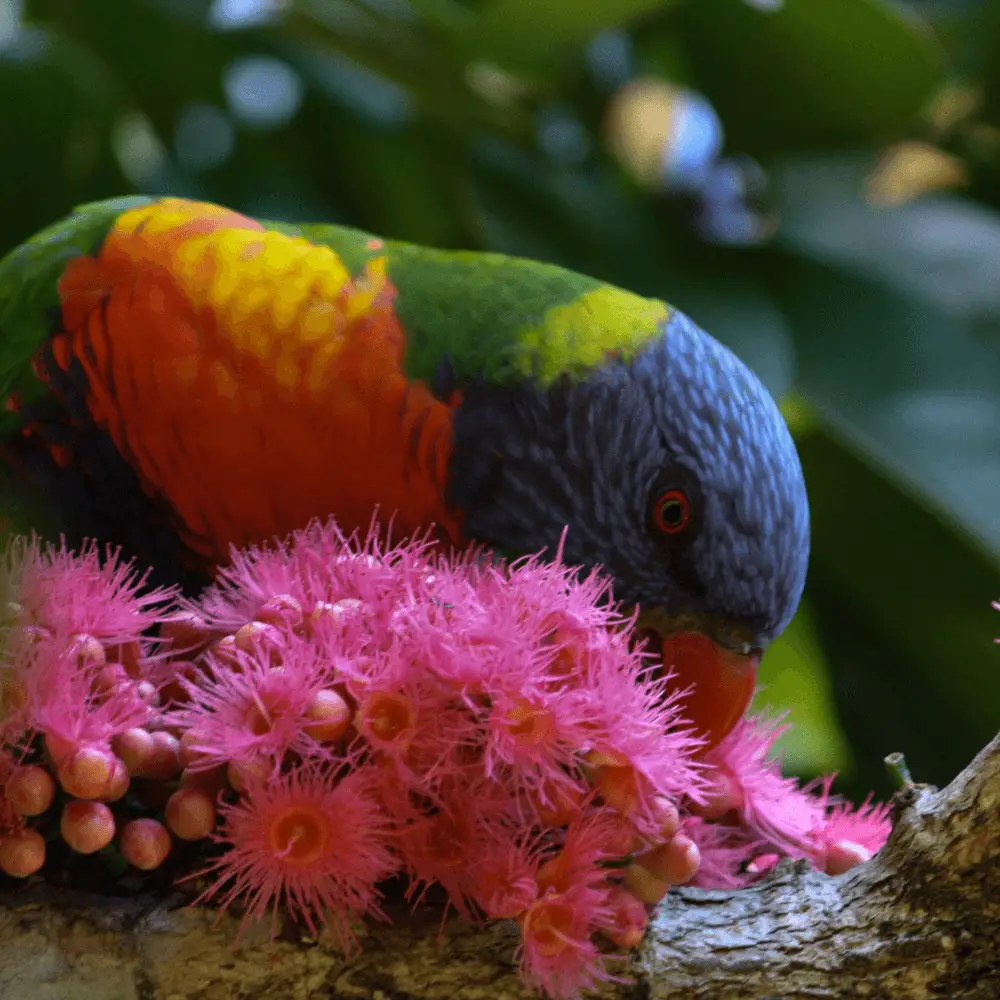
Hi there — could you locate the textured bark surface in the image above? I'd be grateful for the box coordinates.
[1,732,997,1000]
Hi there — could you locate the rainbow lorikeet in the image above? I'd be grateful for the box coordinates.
[0,196,810,748]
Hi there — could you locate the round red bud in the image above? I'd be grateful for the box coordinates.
[120,818,172,870]
[0,827,46,877]
[143,731,182,781]
[114,728,156,775]
[5,765,56,816]
[303,688,352,742]
[58,747,116,799]
[165,788,217,841]
[255,594,303,631]
[61,800,116,854]
[98,758,131,803]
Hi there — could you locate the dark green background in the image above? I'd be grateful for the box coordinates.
[2,0,999,799]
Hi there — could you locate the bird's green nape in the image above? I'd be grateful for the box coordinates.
[278,220,672,388]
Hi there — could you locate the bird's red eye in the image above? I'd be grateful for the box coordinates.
[654,489,691,534]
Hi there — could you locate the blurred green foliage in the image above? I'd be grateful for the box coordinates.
[2,0,999,798]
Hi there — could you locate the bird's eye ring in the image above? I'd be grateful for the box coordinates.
[654,489,691,535]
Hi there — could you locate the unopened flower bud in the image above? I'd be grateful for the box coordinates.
[235,621,283,663]
[120,818,172,870]
[227,756,271,792]
[303,688,352,741]
[604,886,650,949]
[255,594,303,631]
[5,765,56,816]
[144,731,182,781]
[58,747,116,799]
[165,788,216,841]
[0,828,46,877]
[114,728,156,775]
[67,633,105,669]
[824,839,872,876]
[98,758,131,803]
[635,833,700,887]
[61,800,115,854]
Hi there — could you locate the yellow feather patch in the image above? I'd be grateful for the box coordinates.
[513,286,670,385]
[113,200,360,385]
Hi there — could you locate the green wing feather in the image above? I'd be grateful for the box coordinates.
[0,195,671,410]
[0,195,673,544]
[0,196,154,436]
[275,220,672,387]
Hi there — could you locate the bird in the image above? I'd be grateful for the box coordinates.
[0,195,810,749]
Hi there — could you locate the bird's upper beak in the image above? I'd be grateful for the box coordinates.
[634,609,764,751]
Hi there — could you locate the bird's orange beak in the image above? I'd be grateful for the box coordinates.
[654,631,759,750]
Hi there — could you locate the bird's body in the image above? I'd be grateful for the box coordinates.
[0,196,811,746]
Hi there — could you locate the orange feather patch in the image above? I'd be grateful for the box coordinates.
[53,198,462,568]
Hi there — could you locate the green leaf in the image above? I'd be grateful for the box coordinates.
[470,0,678,77]
[785,401,1000,792]
[670,0,946,152]
[774,156,1000,560]
[753,596,852,777]
[766,164,1000,785]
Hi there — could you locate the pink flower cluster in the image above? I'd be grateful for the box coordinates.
[0,524,894,1000]
[683,714,892,888]
[0,537,181,871]
[170,524,708,996]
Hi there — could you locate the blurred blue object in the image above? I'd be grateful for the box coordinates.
[223,55,305,131]
[209,0,276,31]
[659,87,724,190]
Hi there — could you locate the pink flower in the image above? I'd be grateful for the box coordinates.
[805,775,892,875]
[167,633,340,771]
[469,830,545,920]
[7,536,173,647]
[517,884,621,1000]
[538,808,629,896]
[17,629,156,756]
[699,713,818,856]
[193,762,398,950]
[191,518,442,640]
[400,778,517,918]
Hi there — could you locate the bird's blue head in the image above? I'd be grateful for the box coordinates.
[448,306,810,745]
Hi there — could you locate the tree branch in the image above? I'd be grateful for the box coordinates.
[2,732,998,1000]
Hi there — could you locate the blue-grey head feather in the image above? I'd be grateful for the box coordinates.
[447,310,810,651]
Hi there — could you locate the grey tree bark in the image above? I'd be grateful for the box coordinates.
[1,731,997,1000]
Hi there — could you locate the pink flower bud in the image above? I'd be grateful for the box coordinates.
[114,728,155,775]
[303,689,352,742]
[61,800,115,854]
[166,788,217,841]
[235,621,283,663]
[58,747,116,799]
[5,765,56,816]
[120,818,172,870]
[255,594,303,631]
[98,758,131,803]
[0,827,46,877]
[604,886,649,949]
[143,731,182,781]
[824,839,872,876]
